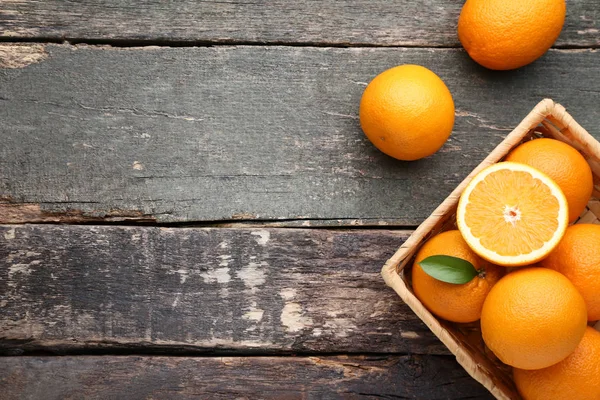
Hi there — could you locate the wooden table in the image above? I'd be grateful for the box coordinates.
[0,2,598,398]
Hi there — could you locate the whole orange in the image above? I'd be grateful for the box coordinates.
[458,0,566,70]
[412,230,503,323]
[540,224,600,321]
[359,65,455,161]
[505,138,593,222]
[480,268,587,370]
[514,327,600,400]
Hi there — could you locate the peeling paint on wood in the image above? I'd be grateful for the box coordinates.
[0,225,447,355]
[231,213,258,220]
[251,230,270,246]
[0,44,47,69]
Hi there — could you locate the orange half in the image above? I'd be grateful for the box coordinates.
[457,162,568,266]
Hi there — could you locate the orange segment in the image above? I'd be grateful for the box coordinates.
[457,162,568,266]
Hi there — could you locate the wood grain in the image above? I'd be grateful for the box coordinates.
[1,44,599,224]
[0,0,597,48]
[0,355,493,400]
[0,225,449,355]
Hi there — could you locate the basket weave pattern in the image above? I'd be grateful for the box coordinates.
[382,99,600,400]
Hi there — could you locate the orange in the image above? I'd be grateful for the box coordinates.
[359,64,454,161]
[458,0,566,70]
[506,138,593,222]
[457,162,569,266]
[412,230,503,323]
[481,268,587,370]
[513,327,600,400]
[540,224,600,321]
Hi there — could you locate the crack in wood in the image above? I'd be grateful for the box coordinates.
[75,102,205,122]
[0,96,205,122]
[0,203,157,224]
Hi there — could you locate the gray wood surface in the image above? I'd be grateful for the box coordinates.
[0,225,448,355]
[1,44,599,225]
[4,4,596,399]
[0,0,597,48]
[0,355,493,400]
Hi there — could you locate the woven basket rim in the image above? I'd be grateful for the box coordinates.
[381,98,600,400]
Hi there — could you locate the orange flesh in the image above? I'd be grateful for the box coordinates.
[464,170,560,257]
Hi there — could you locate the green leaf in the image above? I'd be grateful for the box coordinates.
[418,255,478,284]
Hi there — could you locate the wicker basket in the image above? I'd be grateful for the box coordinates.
[381,99,600,400]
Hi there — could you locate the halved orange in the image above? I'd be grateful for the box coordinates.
[457,162,568,267]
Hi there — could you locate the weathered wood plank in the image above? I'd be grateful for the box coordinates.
[0,0,597,48]
[1,45,599,224]
[0,225,448,355]
[0,355,493,400]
